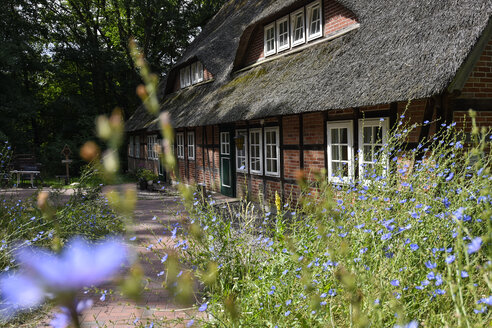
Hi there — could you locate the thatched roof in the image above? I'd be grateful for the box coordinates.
[126,0,492,132]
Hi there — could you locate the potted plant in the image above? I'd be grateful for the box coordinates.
[136,169,158,190]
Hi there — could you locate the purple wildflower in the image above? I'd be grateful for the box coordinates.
[467,237,482,254]
[0,237,128,319]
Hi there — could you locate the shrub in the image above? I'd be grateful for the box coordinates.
[136,168,158,182]
[179,114,491,327]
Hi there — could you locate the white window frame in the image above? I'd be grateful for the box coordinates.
[249,129,263,175]
[327,121,354,184]
[187,131,195,160]
[220,132,230,155]
[235,130,248,172]
[147,134,157,160]
[129,136,134,157]
[306,1,323,41]
[276,16,290,52]
[264,127,280,177]
[291,8,306,47]
[135,136,140,158]
[358,118,389,178]
[191,62,204,84]
[176,133,185,159]
[264,22,276,57]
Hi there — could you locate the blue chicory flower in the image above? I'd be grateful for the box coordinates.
[0,237,128,319]
[445,255,456,264]
[468,237,482,254]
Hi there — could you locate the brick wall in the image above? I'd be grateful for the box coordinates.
[242,0,358,66]
[460,37,492,99]
[454,111,492,132]
[283,115,300,144]
[303,112,324,144]
[284,150,300,179]
[396,99,427,144]
[303,150,325,181]
[323,0,358,36]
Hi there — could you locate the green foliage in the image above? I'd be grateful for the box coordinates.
[181,115,491,327]
[0,141,13,187]
[136,168,158,182]
[0,183,125,274]
[0,0,227,174]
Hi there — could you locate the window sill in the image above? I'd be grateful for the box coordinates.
[307,33,323,42]
[265,172,280,178]
[250,171,263,176]
[178,78,215,91]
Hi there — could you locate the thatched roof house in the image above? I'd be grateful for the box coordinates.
[127,0,492,201]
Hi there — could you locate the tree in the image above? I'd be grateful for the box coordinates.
[0,0,227,175]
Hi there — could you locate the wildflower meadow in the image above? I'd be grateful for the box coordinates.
[173,112,491,327]
[0,43,490,328]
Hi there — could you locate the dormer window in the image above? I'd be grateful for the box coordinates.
[291,8,305,46]
[276,16,290,52]
[307,1,322,40]
[180,61,204,89]
[264,23,276,56]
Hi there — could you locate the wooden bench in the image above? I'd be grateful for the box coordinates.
[10,154,42,187]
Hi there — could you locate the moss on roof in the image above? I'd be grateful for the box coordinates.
[127,0,492,132]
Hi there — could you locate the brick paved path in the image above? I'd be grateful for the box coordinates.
[74,186,202,328]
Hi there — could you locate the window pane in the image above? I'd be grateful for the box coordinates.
[363,145,372,162]
[267,159,272,172]
[294,14,304,41]
[332,146,339,160]
[374,146,382,158]
[332,162,340,175]
[331,129,339,144]
[374,127,382,143]
[310,7,321,35]
[341,146,348,161]
[363,127,372,143]
[341,128,348,144]
[279,20,289,47]
[341,162,349,177]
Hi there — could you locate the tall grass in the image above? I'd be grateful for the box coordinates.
[177,112,491,327]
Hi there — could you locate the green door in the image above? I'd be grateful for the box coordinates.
[220,130,236,197]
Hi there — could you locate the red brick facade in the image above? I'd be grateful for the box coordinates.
[460,38,492,99]
[129,21,492,207]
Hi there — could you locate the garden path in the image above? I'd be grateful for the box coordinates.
[77,185,199,328]
[25,184,201,328]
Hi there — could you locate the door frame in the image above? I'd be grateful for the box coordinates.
[219,127,236,197]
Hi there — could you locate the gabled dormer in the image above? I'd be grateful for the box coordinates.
[169,60,214,93]
[234,0,359,71]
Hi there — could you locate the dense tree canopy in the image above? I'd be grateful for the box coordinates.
[0,0,226,175]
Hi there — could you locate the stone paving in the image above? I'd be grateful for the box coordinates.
[1,184,240,327]
[75,186,201,328]
[0,184,203,328]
